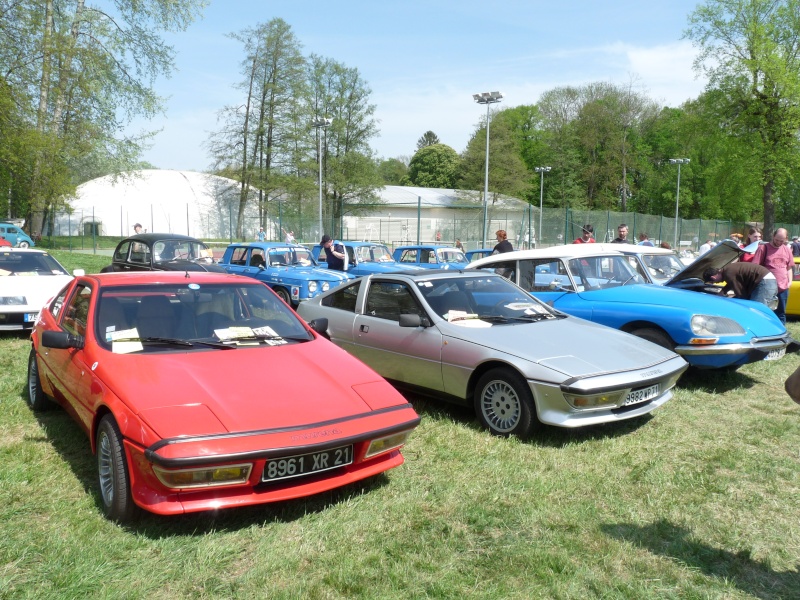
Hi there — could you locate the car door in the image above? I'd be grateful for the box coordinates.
[350,279,444,392]
[42,283,98,434]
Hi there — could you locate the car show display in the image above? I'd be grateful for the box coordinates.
[27,271,419,521]
[392,244,470,270]
[297,270,688,438]
[471,245,792,369]
[311,241,426,276]
[219,241,354,305]
[101,233,226,273]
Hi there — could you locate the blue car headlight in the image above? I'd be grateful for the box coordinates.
[308,281,318,293]
[690,314,745,336]
[321,281,330,292]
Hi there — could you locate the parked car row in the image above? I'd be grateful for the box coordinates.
[8,232,796,524]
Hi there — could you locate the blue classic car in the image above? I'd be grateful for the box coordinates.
[311,241,426,276]
[471,245,793,370]
[220,242,354,305]
[392,245,470,270]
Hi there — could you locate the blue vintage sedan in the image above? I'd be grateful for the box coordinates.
[392,244,470,270]
[471,245,793,370]
[220,242,354,305]
[311,241,426,276]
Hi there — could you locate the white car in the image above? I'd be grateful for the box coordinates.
[0,249,81,331]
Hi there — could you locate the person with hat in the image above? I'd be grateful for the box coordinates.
[320,234,347,270]
[573,224,595,244]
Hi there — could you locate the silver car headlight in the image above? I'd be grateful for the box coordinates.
[308,281,318,293]
[321,281,330,292]
[0,296,27,305]
[563,390,629,411]
[690,314,745,336]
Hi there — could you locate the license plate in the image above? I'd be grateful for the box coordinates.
[24,312,38,323]
[624,384,659,406]
[766,348,786,361]
[262,445,353,483]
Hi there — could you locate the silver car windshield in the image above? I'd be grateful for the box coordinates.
[566,255,647,290]
[641,253,684,282]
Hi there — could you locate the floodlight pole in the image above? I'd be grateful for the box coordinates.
[473,91,503,248]
[312,118,332,237]
[535,166,551,248]
[669,158,690,249]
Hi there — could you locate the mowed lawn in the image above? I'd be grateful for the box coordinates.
[1,250,798,599]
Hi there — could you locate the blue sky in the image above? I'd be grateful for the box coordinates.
[135,0,707,171]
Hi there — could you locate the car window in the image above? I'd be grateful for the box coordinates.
[321,280,361,312]
[114,241,131,262]
[63,284,92,338]
[484,260,516,282]
[439,250,466,263]
[229,247,248,265]
[514,259,566,292]
[0,252,68,275]
[399,249,417,263]
[50,286,70,319]
[365,281,423,321]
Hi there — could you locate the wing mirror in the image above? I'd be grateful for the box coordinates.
[41,330,84,350]
[307,318,329,335]
[548,279,571,292]
[399,313,430,328]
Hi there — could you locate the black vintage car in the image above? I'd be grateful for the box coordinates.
[101,233,226,273]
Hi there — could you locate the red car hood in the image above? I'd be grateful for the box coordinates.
[91,342,395,439]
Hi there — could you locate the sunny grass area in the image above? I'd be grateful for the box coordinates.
[1,250,799,598]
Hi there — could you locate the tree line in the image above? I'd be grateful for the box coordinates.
[2,1,799,239]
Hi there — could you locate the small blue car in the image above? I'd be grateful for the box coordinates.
[0,223,35,248]
[392,245,470,270]
[471,244,793,370]
[220,242,354,306]
[311,241,426,276]
[466,249,493,263]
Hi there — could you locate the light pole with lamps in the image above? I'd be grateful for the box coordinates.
[668,158,690,249]
[473,91,503,248]
[312,117,331,238]
[535,166,551,248]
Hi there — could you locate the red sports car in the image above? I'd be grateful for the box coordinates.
[27,271,419,522]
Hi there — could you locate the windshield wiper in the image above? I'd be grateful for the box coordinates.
[111,336,194,347]
[220,333,312,344]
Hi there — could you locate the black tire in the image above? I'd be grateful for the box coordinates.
[96,415,138,523]
[474,367,537,438]
[26,348,51,411]
[629,327,675,351]
[274,287,291,304]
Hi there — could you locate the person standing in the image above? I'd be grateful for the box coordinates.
[739,227,763,263]
[791,236,800,257]
[282,228,295,244]
[637,232,654,246]
[752,228,793,323]
[492,230,513,254]
[573,224,595,244]
[702,263,777,307]
[611,224,630,244]
[455,238,465,252]
[256,226,266,242]
[133,223,143,234]
[320,234,347,270]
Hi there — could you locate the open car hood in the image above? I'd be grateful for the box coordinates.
[665,239,756,286]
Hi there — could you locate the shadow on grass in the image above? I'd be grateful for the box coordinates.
[403,391,656,448]
[30,404,394,537]
[676,367,759,393]
[601,519,799,600]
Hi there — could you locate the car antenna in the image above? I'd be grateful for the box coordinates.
[185,271,191,278]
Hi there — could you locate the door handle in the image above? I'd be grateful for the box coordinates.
[360,325,369,333]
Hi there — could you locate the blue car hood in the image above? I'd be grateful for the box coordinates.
[573,284,786,335]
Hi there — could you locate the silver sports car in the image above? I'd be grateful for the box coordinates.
[297,271,688,438]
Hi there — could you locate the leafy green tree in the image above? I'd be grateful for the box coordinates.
[686,0,800,235]
[406,144,460,188]
[416,130,440,150]
[377,158,408,185]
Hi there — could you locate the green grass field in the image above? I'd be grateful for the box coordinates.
[1,250,798,599]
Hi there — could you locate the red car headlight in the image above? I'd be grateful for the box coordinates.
[152,463,252,489]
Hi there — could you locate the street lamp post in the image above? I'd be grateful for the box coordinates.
[473,91,503,248]
[668,158,690,249]
[535,166,551,248]
[312,117,331,238]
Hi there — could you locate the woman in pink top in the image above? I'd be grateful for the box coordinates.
[752,228,793,323]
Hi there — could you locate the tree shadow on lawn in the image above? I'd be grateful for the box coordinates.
[403,391,656,449]
[601,519,799,600]
[30,405,394,537]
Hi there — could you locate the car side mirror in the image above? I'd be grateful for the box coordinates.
[399,313,429,328]
[41,330,84,350]
[307,318,329,335]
